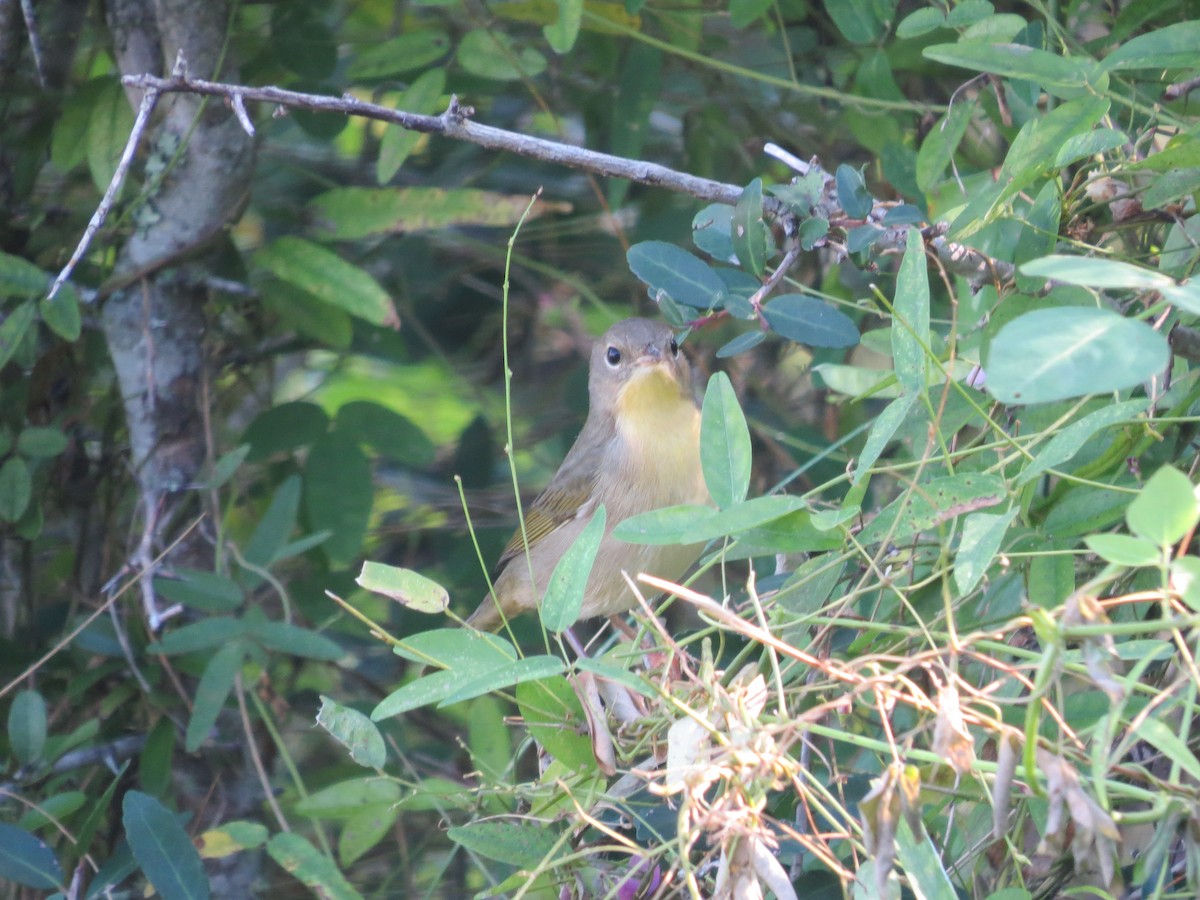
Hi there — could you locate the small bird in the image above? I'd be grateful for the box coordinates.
[465,317,710,631]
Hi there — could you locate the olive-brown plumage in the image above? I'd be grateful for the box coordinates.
[465,318,709,630]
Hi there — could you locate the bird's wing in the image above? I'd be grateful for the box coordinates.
[493,426,607,574]
[494,475,597,574]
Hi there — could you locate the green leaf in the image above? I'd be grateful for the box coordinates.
[854,392,918,484]
[1134,718,1200,783]
[835,163,873,219]
[847,224,883,254]
[123,791,211,900]
[148,617,248,655]
[200,820,269,855]
[1085,533,1161,567]
[457,29,547,80]
[256,237,398,327]
[316,696,386,769]
[923,42,1105,98]
[251,621,344,661]
[679,495,808,543]
[896,7,945,38]
[954,509,1018,593]
[262,280,352,350]
[1014,181,1063,293]
[779,555,847,614]
[185,641,245,752]
[0,823,63,888]
[825,0,887,44]
[377,69,447,183]
[466,695,510,782]
[893,226,930,394]
[1016,398,1148,486]
[339,804,400,867]
[762,295,859,348]
[731,178,768,278]
[916,98,976,192]
[391,628,516,670]
[985,307,1169,404]
[544,0,583,52]
[17,791,87,830]
[374,634,518,718]
[736,509,842,553]
[335,401,436,467]
[447,821,564,868]
[372,669,471,719]
[1102,20,1200,70]
[8,688,47,765]
[858,473,1007,546]
[716,329,767,358]
[438,656,566,707]
[243,475,301,570]
[267,832,364,900]
[1126,137,1200,173]
[692,204,736,261]
[1127,466,1198,547]
[86,80,135,194]
[895,817,958,900]
[154,569,244,613]
[701,372,751,508]
[1142,168,1200,211]
[1019,254,1176,291]
[356,561,449,614]
[243,401,329,462]
[305,430,374,566]
[308,187,569,240]
[1054,128,1129,169]
[611,503,716,544]
[799,216,830,250]
[0,251,48,296]
[952,96,1108,239]
[295,778,403,818]
[627,241,727,309]
[730,0,772,28]
[40,282,82,341]
[540,505,606,632]
[346,31,451,81]
[140,716,176,797]
[0,456,32,523]
[0,300,36,370]
[944,0,994,27]
[16,426,67,459]
[516,676,595,772]
[207,445,250,490]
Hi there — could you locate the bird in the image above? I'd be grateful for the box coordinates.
[464,317,710,631]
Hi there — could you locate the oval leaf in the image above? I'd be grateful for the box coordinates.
[8,689,47,766]
[540,505,606,632]
[357,561,449,614]
[123,791,211,900]
[986,307,1169,404]
[763,294,859,348]
[627,241,727,309]
[700,372,751,509]
[0,823,63,889]
[316,696,386,769]
[256,237,398,328]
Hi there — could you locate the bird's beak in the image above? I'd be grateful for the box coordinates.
[635,344,665,367]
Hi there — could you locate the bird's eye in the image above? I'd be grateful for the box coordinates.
[605,346,622,367]
[669,338,679,356]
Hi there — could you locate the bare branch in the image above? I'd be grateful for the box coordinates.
[46,85,160,302]
[111,70,1015,292]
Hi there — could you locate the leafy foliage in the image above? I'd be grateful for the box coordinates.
[3,0,1200,898]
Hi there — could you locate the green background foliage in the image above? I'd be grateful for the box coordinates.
[3,0,1200,897]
